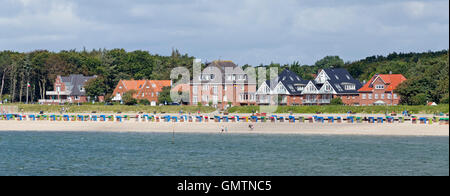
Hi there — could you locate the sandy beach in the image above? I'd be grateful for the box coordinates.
[0,120,448,136]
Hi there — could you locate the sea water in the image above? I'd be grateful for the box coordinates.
[0,131,448,176]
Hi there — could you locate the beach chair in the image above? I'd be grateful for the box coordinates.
[377,117,384,124]
[419,117,427,124]
[316,117,324,123]
[289,116,296,123]
[328,117,334,123]
[251,116,258,123]
[411,117,417,124]
[387,117,394,123]
[368,117,375,124]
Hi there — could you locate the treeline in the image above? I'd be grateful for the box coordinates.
[0,48,448,105]
[0,49,195,103]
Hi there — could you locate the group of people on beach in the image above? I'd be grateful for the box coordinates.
[220,124,255,133]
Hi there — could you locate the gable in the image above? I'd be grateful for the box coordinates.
[302,81,319,94]
[256,82,271,94]
[318,81,337,94]
[273,82,290,95]
[314,70,330,84]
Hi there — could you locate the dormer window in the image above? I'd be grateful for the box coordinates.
[375,85,384,90]
[335,75,340,80]
[119,86,123,89]
[344,84,356,90]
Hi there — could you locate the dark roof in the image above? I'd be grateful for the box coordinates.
[192,60,255,84]
[61,74,97,96]
[266,69,309,95]
[321,68,362,94]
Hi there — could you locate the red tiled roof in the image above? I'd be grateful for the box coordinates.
[171,84,190,92]
[358,74,407,92]
[120,80,171,92]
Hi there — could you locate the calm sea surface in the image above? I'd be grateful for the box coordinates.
[0,131,448,176]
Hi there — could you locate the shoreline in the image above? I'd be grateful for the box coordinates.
[1,121,448,136]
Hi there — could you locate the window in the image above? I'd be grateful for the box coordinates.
[142,93,144,97]
[75,96,80,100]
[202,95,208,102]
[152,84,156,88]
[375,85,384,90]
[352,96,355,99]
[193,96,198,104]
[381,94,385,99]
[368,94,372,99]
[241,85,245,91]
[213,86,218,94]
[375,94,379,99]
[394,94,398,99]
[345,84,355,90]
[362,94,366,99]
[224,85,227,91]
[213,96,218,104]
[146,86,150,89]
[193,86,198,94]
[387,94,392,99]
[210,74,215,80]
[203,85,209,91]
[223,96,227,102]
[119,86,123,89]
[347,96,350,100]
[152,93,154,97]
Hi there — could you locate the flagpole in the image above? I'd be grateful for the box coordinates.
[26,82,29,104]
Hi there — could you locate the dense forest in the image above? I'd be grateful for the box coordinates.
[0,48,448,105]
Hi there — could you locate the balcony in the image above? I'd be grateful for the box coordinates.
[38,99,68,104]
[46,91,71,96]
[303,99,331,104]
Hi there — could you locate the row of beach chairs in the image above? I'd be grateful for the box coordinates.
[1,114,449,125]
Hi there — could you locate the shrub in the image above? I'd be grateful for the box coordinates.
[330,97,344,105]
[138,99,151,105]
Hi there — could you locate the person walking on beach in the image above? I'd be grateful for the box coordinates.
[249,124,254,131]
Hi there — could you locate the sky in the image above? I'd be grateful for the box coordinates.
[0,0,448,66]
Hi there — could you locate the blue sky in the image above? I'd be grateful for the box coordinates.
[0,0,448,65]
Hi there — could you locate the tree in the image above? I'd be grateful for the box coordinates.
[411,93,429,105]
[123,90,137,105]
[330,97,344,105]
[315,56,344,69]
[158,86,172,104]
[138,99,150,105]
[85,77,107,100]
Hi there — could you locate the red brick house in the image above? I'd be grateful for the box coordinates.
[358,74,407,106]
[39,74,97,104]
[190,60,257,108]
[112,80,172,106]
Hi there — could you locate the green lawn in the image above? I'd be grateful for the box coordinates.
[226,105,450,114]
[7,104,216,114]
